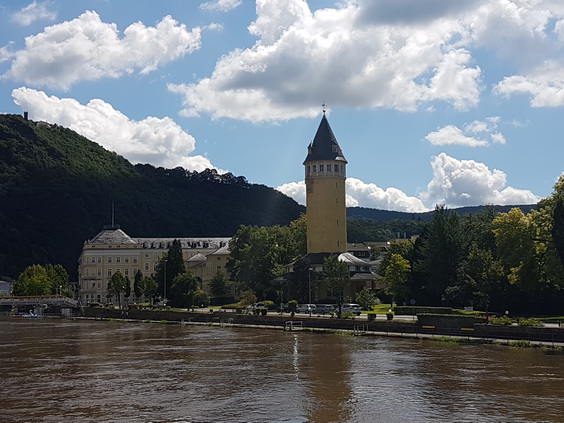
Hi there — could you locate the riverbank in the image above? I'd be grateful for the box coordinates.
[82,306,564,348]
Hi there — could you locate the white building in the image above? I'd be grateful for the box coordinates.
[78,225,231,304]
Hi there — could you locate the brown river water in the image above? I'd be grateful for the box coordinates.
[1,318,564,423]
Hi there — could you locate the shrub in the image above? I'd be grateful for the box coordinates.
[340,311,355,319]
[518,318,544,327]
[489,316,514,325]
[508,340,532,348]
[394,306,452,315]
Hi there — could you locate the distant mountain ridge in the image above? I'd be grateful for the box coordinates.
[347,204,537,222]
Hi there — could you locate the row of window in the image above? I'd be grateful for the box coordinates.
[84,256,140,265]
[84,252,224,265]
[306,163,345,176]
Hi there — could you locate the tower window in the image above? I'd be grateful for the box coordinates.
[319,164,324,172]
[313,164,317,173]
[334,164,339,173]
[307,165,311,175]
[332,145,338,153]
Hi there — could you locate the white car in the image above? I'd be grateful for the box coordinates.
[297,304,317,313]
[340,303,362,316]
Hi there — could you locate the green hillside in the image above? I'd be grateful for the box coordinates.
[0,114,304,279]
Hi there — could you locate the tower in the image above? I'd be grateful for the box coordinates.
[304,112,347,254]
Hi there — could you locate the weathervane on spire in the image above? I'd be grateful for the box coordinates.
[322,102,327,114]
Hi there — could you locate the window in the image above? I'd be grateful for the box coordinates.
[97,269,102,276]
[144,263,149,271]
[319,164,324,172]
[97,282,101,289]
[307,165,311,175]
[334,164,339,173]
[124,257,129,263]
[107,269,112,277]
[108,257,112,263]
[332,145,338,153]
[124,269,129,276]
[313,164,317,173]
[217,266,222,272]
[116,257,121,263]
[97,257,102,263]
[92,282,95,289]
[133,257,138,264]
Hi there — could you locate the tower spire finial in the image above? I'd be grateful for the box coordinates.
[322,102,326,114]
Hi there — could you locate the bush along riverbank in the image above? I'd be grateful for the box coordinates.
[82,306,564,346]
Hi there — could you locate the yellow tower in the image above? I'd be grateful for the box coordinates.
[304,112,347,254]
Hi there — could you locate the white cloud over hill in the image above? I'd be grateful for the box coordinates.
[12,87,216,172]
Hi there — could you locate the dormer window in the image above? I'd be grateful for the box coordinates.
[319,164,324,172]
[332,145,338,153]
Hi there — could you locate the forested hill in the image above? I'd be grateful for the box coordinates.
[347,204,537,222]
[0,114,305,279]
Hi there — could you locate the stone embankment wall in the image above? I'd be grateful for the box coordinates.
[83,307,564,344]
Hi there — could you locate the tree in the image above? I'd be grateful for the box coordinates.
[209,271,231,297]
[142,276,159,303]
[133,270,143,300]
[448,244,506,310]
[226,225,284,298]
[323,255,350,317]
[123,276,131,305]
[108,272,128,308]
[168,271,198,308]
[45,264,70,295]
[383,254,411,304]
[13,264,51,296]
[412,206,464,303]
[355,287,378,311]
[155,239,186,301]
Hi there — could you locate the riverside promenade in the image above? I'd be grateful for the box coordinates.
[82,306,564,347]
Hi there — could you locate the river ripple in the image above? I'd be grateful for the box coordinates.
[1,319,564,423]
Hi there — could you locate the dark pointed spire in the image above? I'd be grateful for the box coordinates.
[303,114,347,164]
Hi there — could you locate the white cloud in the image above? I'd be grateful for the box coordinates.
[276,179,429,213]
[167,0,564,121]
[425,117,506,147]
[12,1,56,26]
[494,61,564,107]
[420,153,539,207]
[3,11,201,90]
[278,152,539,211]
[200,0,242,12]
[170,0,483,122]
[12,87,217,172]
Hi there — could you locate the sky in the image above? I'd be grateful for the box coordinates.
[1,0,563,213]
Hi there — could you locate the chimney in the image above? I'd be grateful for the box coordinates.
[24,111,28,121]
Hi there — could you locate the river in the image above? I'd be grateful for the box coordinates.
[1,319,564,423]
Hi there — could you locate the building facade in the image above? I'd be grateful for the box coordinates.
[78,225,232,304]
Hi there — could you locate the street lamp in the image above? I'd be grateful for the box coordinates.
[163,259,168,304]
[308,266,312,317]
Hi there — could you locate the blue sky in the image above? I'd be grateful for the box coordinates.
[1,0,563,212]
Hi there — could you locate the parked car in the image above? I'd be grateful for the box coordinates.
[314,304,336,314]
[246,302,266,313]
[340,303,362,316]
[297,304,317,313]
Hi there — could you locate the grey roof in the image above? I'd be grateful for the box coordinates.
[89,229,136,244]
[303,114,347,164]
[86,228,230,250]
[187,253,207,262]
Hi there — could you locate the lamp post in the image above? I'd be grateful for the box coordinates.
[163,259,168,304]
[308,266,312,317]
